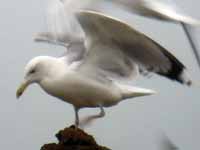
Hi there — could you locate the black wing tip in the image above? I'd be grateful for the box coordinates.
[157,48,192,86]
[159,64,192,86]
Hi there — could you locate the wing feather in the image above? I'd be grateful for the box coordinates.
[76,10,192,85]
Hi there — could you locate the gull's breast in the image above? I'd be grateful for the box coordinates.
[40,71,122,108]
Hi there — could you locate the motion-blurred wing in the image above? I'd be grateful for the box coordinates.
[109,0,200,25]
[76,10,192,85]
[34,0,87,64]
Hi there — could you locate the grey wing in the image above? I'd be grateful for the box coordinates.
[107,0,200,70]
[75,10,192,85]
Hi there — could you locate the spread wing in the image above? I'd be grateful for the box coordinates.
[75,10,192,85]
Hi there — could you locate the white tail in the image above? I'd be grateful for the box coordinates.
[117,84,156,99]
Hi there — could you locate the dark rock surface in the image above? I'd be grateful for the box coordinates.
[41,125,111,150]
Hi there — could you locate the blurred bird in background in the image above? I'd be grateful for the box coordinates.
[157,133,179,150]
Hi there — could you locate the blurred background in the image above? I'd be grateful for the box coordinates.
[0,0,200,149]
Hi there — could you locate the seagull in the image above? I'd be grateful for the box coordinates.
[16,1,192,127]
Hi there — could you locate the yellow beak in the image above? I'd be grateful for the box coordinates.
[16,81,29,98]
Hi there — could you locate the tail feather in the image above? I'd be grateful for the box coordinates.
[116,84,156,99]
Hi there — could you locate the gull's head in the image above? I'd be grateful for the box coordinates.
[16,56,56,98]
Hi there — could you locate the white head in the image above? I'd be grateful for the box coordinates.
[16,56,58,98]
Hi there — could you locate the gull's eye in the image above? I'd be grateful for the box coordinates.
[29,69,36,74]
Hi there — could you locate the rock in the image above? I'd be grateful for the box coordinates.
[41,125,111,150]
